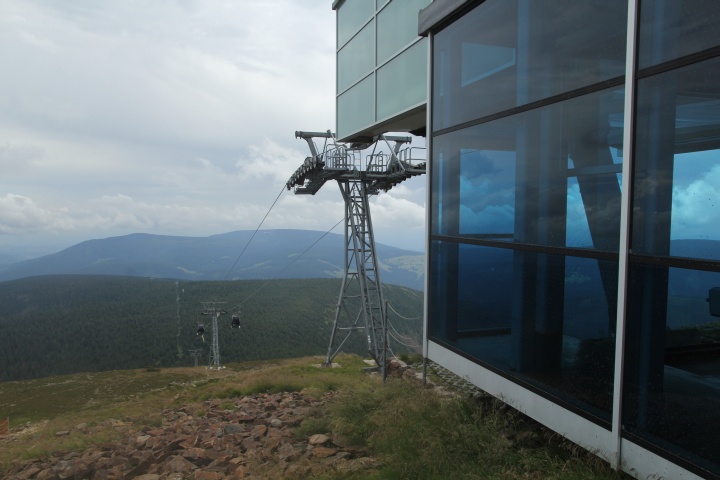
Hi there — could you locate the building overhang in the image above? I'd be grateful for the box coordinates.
[337,104,427,143]
[418,0,478,36]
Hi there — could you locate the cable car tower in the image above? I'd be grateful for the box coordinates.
[286,131,425,368]
[201,302,227,369]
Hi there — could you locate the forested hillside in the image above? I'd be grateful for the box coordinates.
[0,275,423,382]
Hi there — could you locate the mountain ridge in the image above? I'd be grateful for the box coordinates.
[0,229,425,290]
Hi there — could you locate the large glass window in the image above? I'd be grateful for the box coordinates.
[623,265,720,475]
[432,87,625,253]
[433,0,627,131]
[337,75,375,138]
[377,0,430,64]
[625,55,720,476]
[337,0,374,48]
[429,241,617,422]
[376,39,427,121]
[638,0,720,69]
[337,21,375,93]
[632,57,720,261]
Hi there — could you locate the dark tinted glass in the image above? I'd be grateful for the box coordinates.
[632,57,720,260]
[429,241,617,421]
[623,264,720,476]
[433,0,627,130]
[638,0,720,69]
[431,87,624,253]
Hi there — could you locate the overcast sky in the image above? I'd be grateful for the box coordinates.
[0,0,427,260]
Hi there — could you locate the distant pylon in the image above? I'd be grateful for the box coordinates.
[201,302,227,370]
[188,349,203,367]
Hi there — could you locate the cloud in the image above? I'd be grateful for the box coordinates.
[0,1,429,255]
[236,138,307,184]
[0,194,68,234]
[672,164,720,240]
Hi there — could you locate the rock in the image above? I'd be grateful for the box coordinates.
[55,430,70,436]
[193,470,223,480]
[164,455,197,473]
[223,424,244,435]
[308,434,331,445]
[277,442,298,461]
[311,446,337,459]
[5,389,387,480]
[250,424,267,438]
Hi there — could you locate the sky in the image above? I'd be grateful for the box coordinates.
[0,0,428,261]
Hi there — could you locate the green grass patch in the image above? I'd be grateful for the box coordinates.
[0,355,629,480]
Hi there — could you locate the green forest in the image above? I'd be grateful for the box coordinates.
[0,275,423,382]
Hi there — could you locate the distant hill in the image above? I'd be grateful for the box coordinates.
[0,275,424,382]
[0,229,425,290]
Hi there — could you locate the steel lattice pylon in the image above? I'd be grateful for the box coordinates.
[286,131,425,370]
[201,302,226,370]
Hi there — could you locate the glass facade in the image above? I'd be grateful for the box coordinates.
[337,21,375,94]
[335,0,430,140]
[427,0,720,476]
[376,39,428,121]
[433,0,627,131]
[622,6,720,472]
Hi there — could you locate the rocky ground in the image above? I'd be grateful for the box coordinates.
[3,389,382,480]
[1,359,447,480]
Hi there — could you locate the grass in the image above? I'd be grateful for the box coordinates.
[0,355,628,479]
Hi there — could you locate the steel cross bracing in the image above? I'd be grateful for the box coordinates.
[201,302,227,370]
[285,131,425,368]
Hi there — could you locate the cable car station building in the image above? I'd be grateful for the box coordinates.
[333,0,720,478]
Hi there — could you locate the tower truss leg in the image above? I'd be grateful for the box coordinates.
[324,179,387,368]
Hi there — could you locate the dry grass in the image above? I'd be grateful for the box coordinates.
[1,355,628,479]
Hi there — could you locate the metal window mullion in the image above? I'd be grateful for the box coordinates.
[422,30,433,385]
[611,0,639,470]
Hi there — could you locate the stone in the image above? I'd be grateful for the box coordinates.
[4,388,388,480]
[223,424,244,435]
[193,471,223,480]
[250,424,267,438]
[277,442,298,461]
[164,455,196,473]
[311,446,337,459]
[308,434,331,446]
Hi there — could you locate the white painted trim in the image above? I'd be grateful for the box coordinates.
[621,440,706,480]
[428,342,708,480]
[611,0,639,469]
[427,342,615,463]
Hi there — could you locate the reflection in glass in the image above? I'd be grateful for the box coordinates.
[624,265,720,475]
[433,0,626,130]
[638,0,720,69]
[632,57,720,261]
[431,87,624,252]
[429,241,616,421]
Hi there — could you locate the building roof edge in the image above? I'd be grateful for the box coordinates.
[418,0,476,36]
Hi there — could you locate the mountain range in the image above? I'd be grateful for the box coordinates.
[0,229,425,290]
